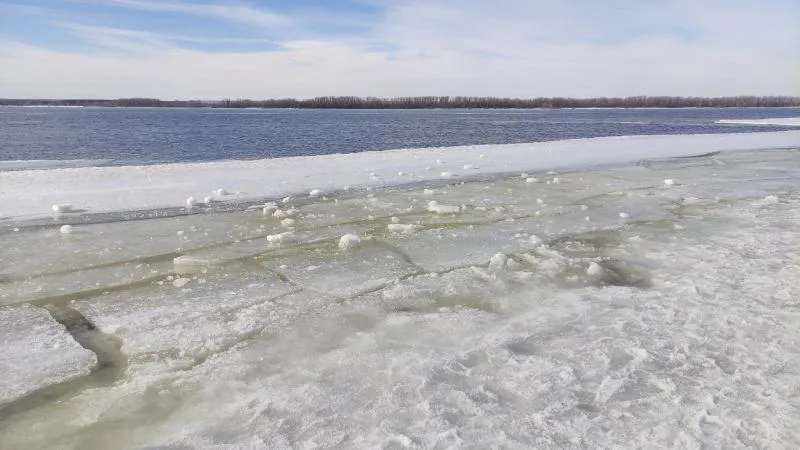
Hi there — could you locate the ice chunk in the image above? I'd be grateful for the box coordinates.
[172,278,191,288]
[213,188,229,196]
[204,196,214,204]
[59,224,74,234]
[74,273,301,360]
[185,197,197,208]
[463,164,475,170]
[51,204,74,213]
[273,208,299,219]
[338,233,361,250]
[387,223,421,234]
[525,177,538,183]
[0,304,97,406]
[440,171,455,178]
[309,189,322,197]
[427,201,461,215]
[664,179,675,186]
[619,212,630,219]
[488,253,508,271]
[266,231,295,244]
[586,262,605,276]
[423,189,437,196]
[281,218,296,228]
[261,242,416,298]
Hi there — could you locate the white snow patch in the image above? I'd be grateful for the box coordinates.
[59,225,74,234]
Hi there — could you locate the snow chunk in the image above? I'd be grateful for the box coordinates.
[423,189,437,196]
[525,177,538,183]
[203,196,214,204]
[440,171,455,178]
[213,188,229,196]
[185,197,197,208]
[281,218,296,228]
[338,233,362,250]
[463,164,475,170]
[619,212,630,219]
[59,224,74,234]
[664,179,675,186]
[309,189,322,197]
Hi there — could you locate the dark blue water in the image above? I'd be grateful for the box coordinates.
[1,107,798,165]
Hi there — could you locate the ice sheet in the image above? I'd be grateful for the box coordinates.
[0,304,97,406]
[1,144,799,449]
[717,118,800,126]
[1,131,798,220]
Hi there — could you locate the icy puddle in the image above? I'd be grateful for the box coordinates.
[1,148,800,449]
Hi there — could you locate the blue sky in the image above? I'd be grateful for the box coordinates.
[1,0,797,98]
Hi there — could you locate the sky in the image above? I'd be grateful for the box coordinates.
[0,0,798,99]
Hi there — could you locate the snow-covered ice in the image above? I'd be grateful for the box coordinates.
[1,131,797,220]
[0,304,97,406]
[1,132,799,449]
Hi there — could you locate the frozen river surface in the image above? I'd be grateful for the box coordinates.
[1,132,799,448]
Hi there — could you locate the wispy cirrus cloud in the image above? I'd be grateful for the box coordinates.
[103,0,290,29]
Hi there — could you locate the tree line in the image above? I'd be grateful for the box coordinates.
[2,96,798,109]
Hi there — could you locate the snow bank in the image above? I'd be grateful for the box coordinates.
[1,131,798,220]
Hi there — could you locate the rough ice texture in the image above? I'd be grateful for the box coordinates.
[1,131,797,220]
[2,137,800,449]
[0,304,96,406]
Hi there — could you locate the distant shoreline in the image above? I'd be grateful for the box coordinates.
[2,95,799,109]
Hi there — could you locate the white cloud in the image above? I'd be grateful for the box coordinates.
[106,0,289,29]
[0,0,797,98]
